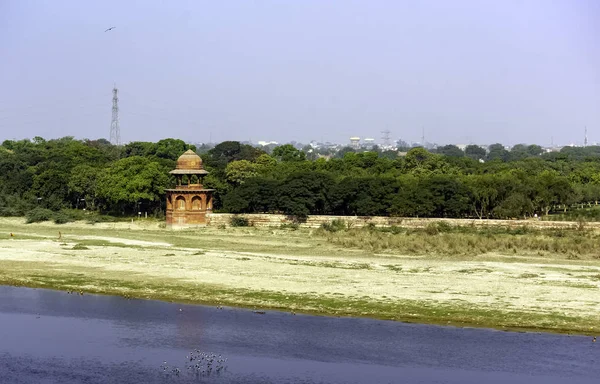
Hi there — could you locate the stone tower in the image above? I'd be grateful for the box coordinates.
[165,150,214,228]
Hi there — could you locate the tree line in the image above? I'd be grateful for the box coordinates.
[2,137,600,220]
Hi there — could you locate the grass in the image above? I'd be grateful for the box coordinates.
[315,222,600,259]
[0,260,595,335]
[0,217,599,335]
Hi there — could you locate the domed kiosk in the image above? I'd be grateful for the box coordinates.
[165,150,214,228]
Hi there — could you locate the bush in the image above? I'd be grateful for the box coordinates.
[424,222,440,235]
[321,219,346,232]
[85,214,120,224]
[53,210,76,224]
[25,208,54,223]
[0,206,21,217]
[230,215,250,227]
[280,223,300,230]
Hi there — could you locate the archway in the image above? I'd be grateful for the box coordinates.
[175,196,186,210]
[191,196,202,210]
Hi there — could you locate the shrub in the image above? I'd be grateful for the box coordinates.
[321,219,346,232]
[72,243,89,250]
[230,215,250,227]
[86,214,119,224]
[424,222,440,236]
[0,206,21,217]
[53,210,76,224]
[25,208,54,223]
[280,223,300,230]
[435,221,453,233]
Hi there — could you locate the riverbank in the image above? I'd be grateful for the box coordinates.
[0,217,598,334]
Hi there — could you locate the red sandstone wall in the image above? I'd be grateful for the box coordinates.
[206,213,593,230]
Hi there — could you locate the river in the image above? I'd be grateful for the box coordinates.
[0,286,597,383]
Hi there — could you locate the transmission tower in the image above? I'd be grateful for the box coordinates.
[584,126,588,147]
[109,86,121,145]
[381,130,391,147]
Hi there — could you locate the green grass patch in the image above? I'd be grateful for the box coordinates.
[0,258,597,335]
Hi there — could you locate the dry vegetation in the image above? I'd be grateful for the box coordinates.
[0,217,599,335]
[319,221,600,259]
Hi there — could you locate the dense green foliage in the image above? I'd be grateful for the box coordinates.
[3,136,600,220]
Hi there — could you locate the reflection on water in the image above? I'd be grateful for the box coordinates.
[0,286,597,383]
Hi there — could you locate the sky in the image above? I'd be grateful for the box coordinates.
[0,0,598,146]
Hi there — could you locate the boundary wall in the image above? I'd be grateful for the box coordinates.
[206,213,596,229]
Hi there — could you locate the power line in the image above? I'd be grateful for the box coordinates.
[109,86,121,145]
[381,130,391,147]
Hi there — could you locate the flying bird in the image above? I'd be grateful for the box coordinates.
[104,26,116,32]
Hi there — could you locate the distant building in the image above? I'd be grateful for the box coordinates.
[350,137,361,148]
[363,138,375,149]
[165,150,214,228]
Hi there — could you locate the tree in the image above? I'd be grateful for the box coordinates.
[272,144,306,162]
[403,148,454,176]
[68,164,100,209]
[334,146,356,159]
[404,147,432,169]
[509,144,529,161]
[464,174,499,219]
[152,139,195,161]
[225,160,258,185]
[30,167,70,210]
[532,170,572,215]
[437,145,464,158]
[389,175,435,217]
[277,172,334,218]
[123,141,154,158]
[96,156,168,213]
[487,143,510,162]
[419,175,471,217]
[205,141,265,169]
[527,145,543,157]
[464,145,487,161]
[222,178,279,213]
[493,192,534,219]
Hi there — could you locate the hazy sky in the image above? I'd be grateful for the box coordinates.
[1,0,598,146]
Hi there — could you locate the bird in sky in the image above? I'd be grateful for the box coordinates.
[104,26,116,32]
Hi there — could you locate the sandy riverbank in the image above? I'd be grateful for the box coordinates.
[0,217,598,334]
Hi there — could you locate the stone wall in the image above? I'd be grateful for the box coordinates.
[206,213,596,230]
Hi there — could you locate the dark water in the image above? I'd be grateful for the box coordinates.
[0,286,597,383]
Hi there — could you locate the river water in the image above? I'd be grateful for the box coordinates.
[0,286,597,383]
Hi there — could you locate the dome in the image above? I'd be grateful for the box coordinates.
[170,149,209,175]
[176,149,203,170]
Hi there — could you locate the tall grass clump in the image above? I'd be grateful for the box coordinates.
[317,222,600,258]
[321,219,347,232]
[230,215,250,227]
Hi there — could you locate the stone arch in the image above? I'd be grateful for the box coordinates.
[175,195,186,210]
[191,196,202,210]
